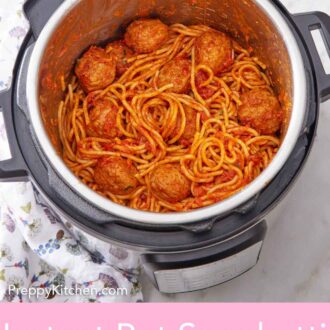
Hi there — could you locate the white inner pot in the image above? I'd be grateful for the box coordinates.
[26,0,307,224]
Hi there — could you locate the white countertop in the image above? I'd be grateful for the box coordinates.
[142,0,330,302]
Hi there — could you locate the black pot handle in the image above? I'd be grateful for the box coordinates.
[24,0,64,38]
[293,12,330,102]
[0,89,28,182]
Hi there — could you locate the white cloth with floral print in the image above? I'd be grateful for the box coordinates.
[0,0,142,302]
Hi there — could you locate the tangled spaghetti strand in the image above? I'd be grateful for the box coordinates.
[58,24,280,213]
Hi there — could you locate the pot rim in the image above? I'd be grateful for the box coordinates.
[26,0,307,225]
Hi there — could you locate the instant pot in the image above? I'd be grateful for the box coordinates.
[0,0,329,293]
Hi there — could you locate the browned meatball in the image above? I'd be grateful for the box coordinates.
[125,19,169,54]
[94,157,138,195]
[176,106,197,146]
[238,89,283,135]
[105,40,134,76]
[195,30,234,74]
[158,58,191,93]
[86,98,122,139]
[150,164,191,203]
[75,46,116,93]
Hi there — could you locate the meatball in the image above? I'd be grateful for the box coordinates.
[150,164,191,203]
[176,106,197,146]
[158,58,191,93]
[94,157,138,195]
[106,40,134,76]
[125,19,169,54]
[86,98,121,139]
[238,89,283,135]
[75,46,116,93]
[195,30,234,74]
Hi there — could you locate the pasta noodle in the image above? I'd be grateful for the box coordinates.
[58,23,280,213]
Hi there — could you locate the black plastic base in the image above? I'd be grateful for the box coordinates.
[0,0,319,253]
[142,220,266,292]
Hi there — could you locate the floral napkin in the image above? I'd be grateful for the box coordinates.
[0,0,142,303]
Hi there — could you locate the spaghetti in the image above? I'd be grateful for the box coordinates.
[58,22,281,213]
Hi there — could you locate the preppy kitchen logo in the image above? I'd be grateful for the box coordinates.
[7,284,128,299]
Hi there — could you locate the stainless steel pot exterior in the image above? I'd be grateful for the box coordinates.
[26,0,307,224]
